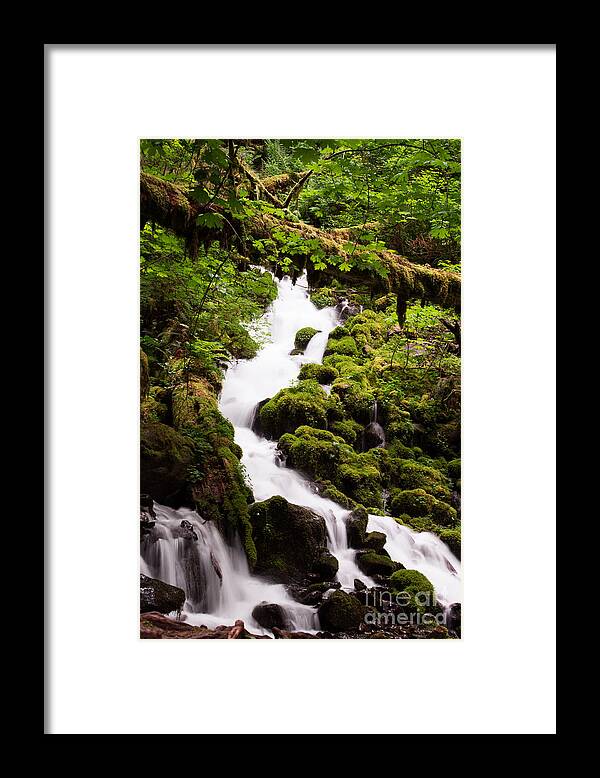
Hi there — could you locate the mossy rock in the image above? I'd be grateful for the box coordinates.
[248,496,331,584]
[310,287,338,309]
[390,488,457,527]
[318,590,365,632]
[389,569,436,612]
[259,380,335,439]
[389,460,452,501]
[356,550,397,578]
[447,458,461,481]
[330,418,364,446]
[298,363,339,385]
[140,421,196,505]
[324,335,359,357]
[438,527,461,559]
[313,550,339,581]
[316,480,359,511]
[294,326,320,351]
[363,531,387,552]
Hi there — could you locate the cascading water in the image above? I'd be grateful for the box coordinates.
[140,272,462,632]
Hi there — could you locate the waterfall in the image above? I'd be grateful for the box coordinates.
[141,272,462,631]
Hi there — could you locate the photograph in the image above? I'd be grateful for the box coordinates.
[139,138,462,639]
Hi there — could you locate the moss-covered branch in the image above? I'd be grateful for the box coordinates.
[140,171,461,315]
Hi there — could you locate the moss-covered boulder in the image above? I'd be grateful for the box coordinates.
[318,590,365,632]
[140,574,185,615]
[248,496,333,584]
[389,569,436,612]
[447,458,461,481]
[324,333,359,357]
[390,488,457,526]
[294,326,320,351]
[330,418,364,446]
[388,460,452,501]
[258,380,337,439]
[140,421,196,505]
[251,602,290,631]
[298,363,339,384]
[438,527,461,559]
[279,427,345,481]
[363,531,387,552]
[279,427,383,508]
[356,551,397,578]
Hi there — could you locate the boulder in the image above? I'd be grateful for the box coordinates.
[140,574,186,615]
[363,531,387,553]
[356,551,397,578]
[318,590,365,632]
[345,506,369,548]
[251,602,290,631]
[140,422,195,505]
[248,496,332,583]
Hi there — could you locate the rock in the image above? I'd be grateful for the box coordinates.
[337,302,360,321]
[294,326,320,351]
[249,496,333,583]
[251,602,290,631]
[251,398,271,437]
[363,531,387,553]
[140,421,196,505]
[345,506,368,548]
[446,602,461,637]
[140,574,186,615]
[356,551,397,578]
[313,550,339,580]
[363,421,386,451]
[318,590,365,632]
[354,578,367,591]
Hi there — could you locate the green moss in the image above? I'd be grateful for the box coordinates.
[330,418,364,446]
[389,569,436,612]
[318,590,365,632]
[389,460,452,500]
[294,326,320,351]
[248,496,331,582]
[259,380,337,438]
[356,550,397,577]
[140,421,196,504]
[390,488,457,526]
[298,363,339,384]
[310,287,338,309]
[438,527,461,559]
[325,334,359,357]
[447,458,461,481]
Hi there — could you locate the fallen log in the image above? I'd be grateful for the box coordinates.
[140,172,461,316]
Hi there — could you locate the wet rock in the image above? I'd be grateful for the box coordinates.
[363,531,387,553]
[345,506,369,549]
[363,421,386,451]
[140,574,186,615]
[338,302,360,321]
[251,398,271,437]
[354,578,367,592]
[356,550,398,578]
[318,590,365,632]
[252,602,290,631]
[447,602,461,637]
[140,421,195,505]
[313,550,339,580]
[249,496,333,584]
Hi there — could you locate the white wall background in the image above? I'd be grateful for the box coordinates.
[47,45,556,735]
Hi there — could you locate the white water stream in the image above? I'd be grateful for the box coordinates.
[141,273,462,632]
